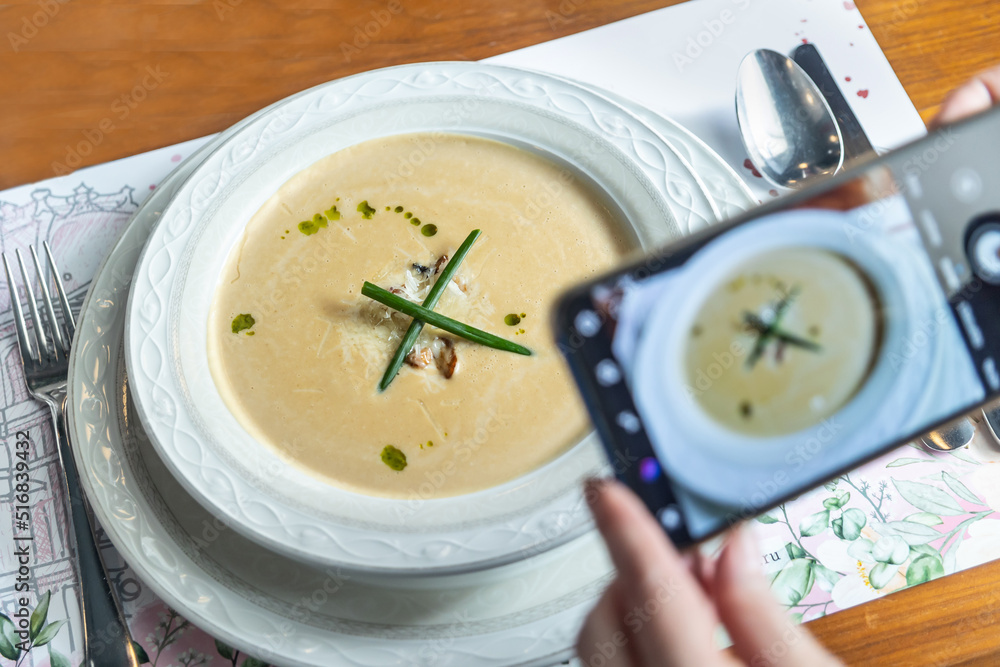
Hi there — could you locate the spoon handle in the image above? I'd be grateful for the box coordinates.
[792,43,876,165]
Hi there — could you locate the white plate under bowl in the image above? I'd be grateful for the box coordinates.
[69,99,750,665]
[124,62,725,574]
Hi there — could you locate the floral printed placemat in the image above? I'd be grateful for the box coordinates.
[753,426,1000,620]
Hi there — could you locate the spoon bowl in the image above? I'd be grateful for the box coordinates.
[920,417,975,452]
[736,49,844,189]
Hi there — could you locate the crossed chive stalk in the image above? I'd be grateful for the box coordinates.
[363,229,531,392]
[742,286,821,370]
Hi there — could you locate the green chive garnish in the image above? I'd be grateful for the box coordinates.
[363,281,532,360]
[231,313,255,334]
[381,445,407,471]
[377,229,482,392]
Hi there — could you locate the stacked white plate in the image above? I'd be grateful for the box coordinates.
[66,62,753,666]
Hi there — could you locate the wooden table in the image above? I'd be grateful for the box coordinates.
[2,0,999,663]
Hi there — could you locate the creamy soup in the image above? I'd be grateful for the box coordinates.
[208,133,631,498]
[683,247,881,437]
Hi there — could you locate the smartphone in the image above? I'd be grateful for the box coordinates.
[556,105,1000,548]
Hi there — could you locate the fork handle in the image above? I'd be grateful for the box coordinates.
[54,399,140,667]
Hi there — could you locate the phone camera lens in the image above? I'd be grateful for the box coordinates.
[966,214,1000,284]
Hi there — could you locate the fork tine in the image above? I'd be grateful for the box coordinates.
[15,248,50,361]
[3,253,37,362]
[44,241,75,342]
[31,245,65,357]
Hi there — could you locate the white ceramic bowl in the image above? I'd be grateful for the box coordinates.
[124,62,710,574]
[633,208,943,507]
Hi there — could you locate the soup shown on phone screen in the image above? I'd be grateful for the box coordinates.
[683,246,882,437]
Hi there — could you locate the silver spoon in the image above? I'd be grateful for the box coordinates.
[920,417,976,452]
[735,49,844,189]
[980,402,1000,447]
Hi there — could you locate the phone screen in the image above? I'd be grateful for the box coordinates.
[558,118,1000,546]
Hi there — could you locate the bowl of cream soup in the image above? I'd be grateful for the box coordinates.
[125,62,703,574]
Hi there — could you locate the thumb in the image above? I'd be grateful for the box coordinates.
[713,526,841,667]
[930,65,1000,128]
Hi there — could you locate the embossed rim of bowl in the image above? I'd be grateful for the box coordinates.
[125,61,702,575]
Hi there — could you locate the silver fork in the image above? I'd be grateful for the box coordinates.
[3,243,139,667]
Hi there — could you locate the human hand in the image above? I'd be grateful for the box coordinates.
[576,480,842,667]
[930,64,1000,128]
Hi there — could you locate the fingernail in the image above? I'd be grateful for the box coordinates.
[584,477,610,508]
